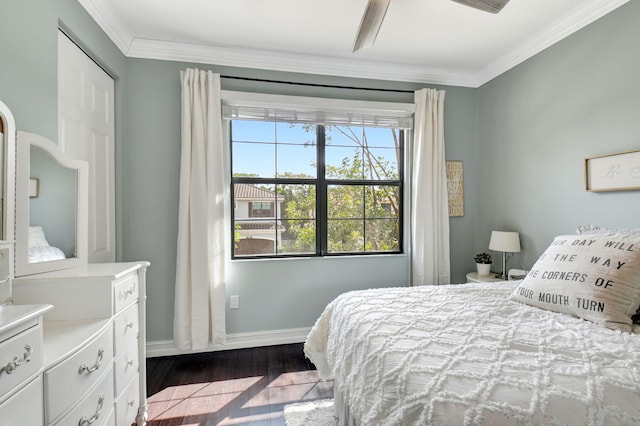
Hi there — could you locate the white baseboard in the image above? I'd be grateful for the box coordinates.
[146,327,311,358]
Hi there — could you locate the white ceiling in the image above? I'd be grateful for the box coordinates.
[79,0,628,88]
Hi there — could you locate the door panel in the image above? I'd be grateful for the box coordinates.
[58,30,115,262]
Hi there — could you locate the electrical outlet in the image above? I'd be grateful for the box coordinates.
[230,295,239,309]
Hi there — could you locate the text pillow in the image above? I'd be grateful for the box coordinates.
[510,232,640,331]
[576,224,640,236]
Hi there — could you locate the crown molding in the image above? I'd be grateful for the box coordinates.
[476,0,629,86]
[79,0,628,89]
[78,0,133,53]
[127,38,481,88]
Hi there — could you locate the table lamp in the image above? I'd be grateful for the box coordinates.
[489,231,521,280]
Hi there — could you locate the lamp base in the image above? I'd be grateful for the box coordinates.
[497,251,507,280]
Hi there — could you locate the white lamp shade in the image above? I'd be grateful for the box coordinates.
[489,231,521,253]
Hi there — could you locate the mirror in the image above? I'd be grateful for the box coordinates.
[0,100,16,243]
[15,131,88,276]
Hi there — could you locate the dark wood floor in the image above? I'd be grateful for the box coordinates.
[145,343,334,425]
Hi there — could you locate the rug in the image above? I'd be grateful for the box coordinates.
[284,399,335,426]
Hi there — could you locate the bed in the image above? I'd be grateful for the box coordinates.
[304,229,640,425]
[28,225,66,262]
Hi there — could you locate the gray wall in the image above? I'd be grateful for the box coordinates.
[476,1,640,270]
[0,0,129,259]
[5,0,636,345]
[0,0,479,343]
[125,59,479,339]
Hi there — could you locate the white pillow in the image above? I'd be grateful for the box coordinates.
[510,232,640,331]
[28,225,50,248]
[577,224,640,236]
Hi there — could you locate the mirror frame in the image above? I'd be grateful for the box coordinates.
[15,131,88,276]
[0,100,16,302]
[0,99,16,244]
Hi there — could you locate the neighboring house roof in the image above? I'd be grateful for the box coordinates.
[234,183,284,201]
[236,221,285,231]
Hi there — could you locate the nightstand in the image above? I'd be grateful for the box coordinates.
[466,272,505,283]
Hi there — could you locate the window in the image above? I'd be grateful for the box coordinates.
[231,121,404,258]
[224,91,413,259]
[250,202,273,218]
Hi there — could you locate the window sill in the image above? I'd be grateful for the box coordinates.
[230,252,408,263]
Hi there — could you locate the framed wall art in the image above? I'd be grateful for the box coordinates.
[29,178,40,198]
[446,160,464,216]
[585,149,640,192]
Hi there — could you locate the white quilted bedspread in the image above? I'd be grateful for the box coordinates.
[28,245,66,263]
[304,282,640,426]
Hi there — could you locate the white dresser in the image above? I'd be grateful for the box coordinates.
[0,241,12,305]
[12,262,149,426]
[0,304,52,425]
[1,101,151,425]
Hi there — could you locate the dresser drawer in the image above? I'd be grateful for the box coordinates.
[0,324,43,401]
[54,368,114,426]
[0,375,43,425]
[114,340,139,396]
[44,324,113,424]
[115,374,140,426]
[113,302,138,355]
[113,274,138,314]
[102,406,116,426]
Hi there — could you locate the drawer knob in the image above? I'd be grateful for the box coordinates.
[0,344,32,376]
[126,321,135,329]
[78,395,104,425]
[78,348,104,374]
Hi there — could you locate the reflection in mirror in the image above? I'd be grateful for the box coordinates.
[29,145,77,261]
[15,131,88,277]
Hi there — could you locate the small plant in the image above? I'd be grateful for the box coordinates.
[474,252,492,264]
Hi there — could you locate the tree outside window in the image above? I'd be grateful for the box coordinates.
[231,120,402,258]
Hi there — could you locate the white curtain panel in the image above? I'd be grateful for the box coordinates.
[411,88,451,286]
[174,69,227,350]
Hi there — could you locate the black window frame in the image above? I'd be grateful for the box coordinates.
[231,122,404,259]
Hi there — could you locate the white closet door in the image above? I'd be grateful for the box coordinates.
[58,30,116,262]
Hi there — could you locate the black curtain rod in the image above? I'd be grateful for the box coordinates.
[220,75,415,94]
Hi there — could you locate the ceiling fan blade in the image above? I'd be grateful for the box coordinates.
[352,0,391,52]
[450,0,510,14]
